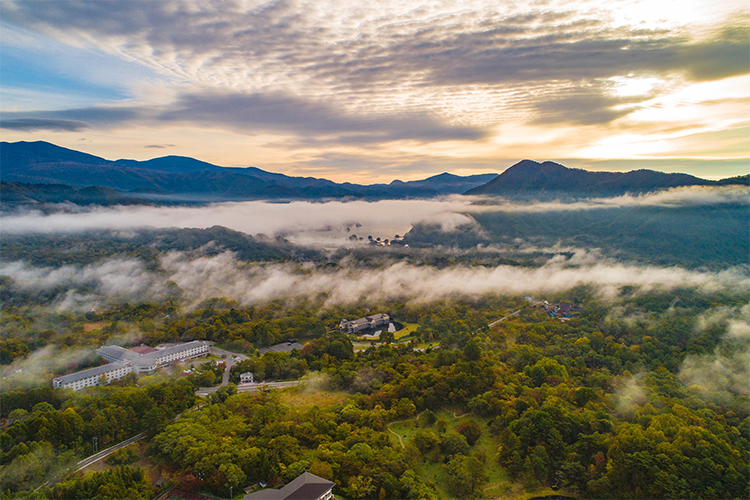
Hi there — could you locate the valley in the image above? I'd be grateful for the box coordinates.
[1,143,748,500]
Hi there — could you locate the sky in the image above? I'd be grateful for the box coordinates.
[1,0,748,183]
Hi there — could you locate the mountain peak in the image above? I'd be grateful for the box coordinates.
[465,160,711,196]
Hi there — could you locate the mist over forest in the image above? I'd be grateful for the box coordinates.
[1,180,749,500]
[3,0,750,496]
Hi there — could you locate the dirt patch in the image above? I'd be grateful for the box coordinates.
[83,322,106,332]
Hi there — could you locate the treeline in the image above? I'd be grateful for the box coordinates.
[50,466,153,500]
[0,379,196,495]
[0,226,316,269]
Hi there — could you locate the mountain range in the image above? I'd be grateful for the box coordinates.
[1,141,746,206]
[0,141,496,203]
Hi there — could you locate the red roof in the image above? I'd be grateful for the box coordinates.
[131,345,157,355]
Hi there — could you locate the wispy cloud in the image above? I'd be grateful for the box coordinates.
[0,118,90,132]
[0,91,486,144]
[2,344,97,388]
[2,251,748,312]
[679,303,750,400]
[1,0,748,173]
[1,187,745,247]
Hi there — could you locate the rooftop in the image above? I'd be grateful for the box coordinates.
[98,340,207,366]
[131,344,157,355]
[53,362,130,385]
[244,472,334,500]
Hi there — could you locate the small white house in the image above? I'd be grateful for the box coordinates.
[240,372,254,384]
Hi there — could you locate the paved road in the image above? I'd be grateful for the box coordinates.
[488,309,521,327]
[75,432,147,472]
[209,345,249,385]
[238,380,300,393]
[196,380,300,397]
[191,345,249,395]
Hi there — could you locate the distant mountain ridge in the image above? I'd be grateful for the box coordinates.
[1,181,151,207]
[2,142,746,205]
[464,159,747,196]
[1,141,496,201]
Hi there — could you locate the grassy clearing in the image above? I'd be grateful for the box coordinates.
[416,459,452,499]
[280,386,349,407]
[389,419,420,446]
[395,322,419,340]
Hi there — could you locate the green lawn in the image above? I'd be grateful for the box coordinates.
[395,322,419,340]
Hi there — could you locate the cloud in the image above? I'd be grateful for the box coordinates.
[614,373,647,415]
[416,27,750,87]
[0,106,146,131]
[679,302,750,401]
[156,91,486,143]
[680,346,750,398]
[531,85,645,126]
[8,1,745,87]
[0,258,177,311]
[1,187,745,248]
[0,118,90,132]
[472,185,750,212]
[0,198,479,246]
[0,91,486,144]
[2,252,748,312]
[3,0,747,133]
[2,344,98,388]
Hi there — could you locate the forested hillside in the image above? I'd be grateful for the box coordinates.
[402,202,749,268]
[1,282,748,499]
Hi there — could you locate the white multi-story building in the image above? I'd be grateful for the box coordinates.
[54,341,210,391]
[96,340,208,374]
[53,362,133,392]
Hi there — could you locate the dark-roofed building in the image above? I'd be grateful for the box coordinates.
[339,313,389,333]
[244,472,334,500]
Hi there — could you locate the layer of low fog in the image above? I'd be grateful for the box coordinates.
[611,301,750,412]
[1,185,746,247]
[2,251,748,312]
[679,303,750,400]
